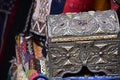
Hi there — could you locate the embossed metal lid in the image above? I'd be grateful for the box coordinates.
[47,10,120,40]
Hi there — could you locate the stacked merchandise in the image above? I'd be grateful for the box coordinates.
[8,0,52,80]
[8,0,120,80]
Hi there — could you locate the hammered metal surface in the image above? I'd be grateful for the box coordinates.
[47,10,120,78]
[48,44,83,77]
[47,41,120,77]
[47,10,120,38]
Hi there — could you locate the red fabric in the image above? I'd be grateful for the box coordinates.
[111,0,119,11]
[111,0,120,21]
[63,0,94,13]
[0,0,18,63]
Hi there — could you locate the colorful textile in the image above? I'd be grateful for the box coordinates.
[0,0,32,79]
[8,35,48,79]
[30,0,52,36]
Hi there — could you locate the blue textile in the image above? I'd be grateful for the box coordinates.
[55,76,120,80]
[35,74,120,80]
[50,0,66,14]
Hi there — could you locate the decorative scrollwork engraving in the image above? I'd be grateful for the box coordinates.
[47,10,119,38]
[47,41,120,77]
[47,10,120,78]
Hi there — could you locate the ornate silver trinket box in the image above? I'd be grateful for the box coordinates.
[46,10,120,78]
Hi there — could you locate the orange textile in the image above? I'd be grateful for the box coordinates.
[33,42,43,59]
[94,0,111,11]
